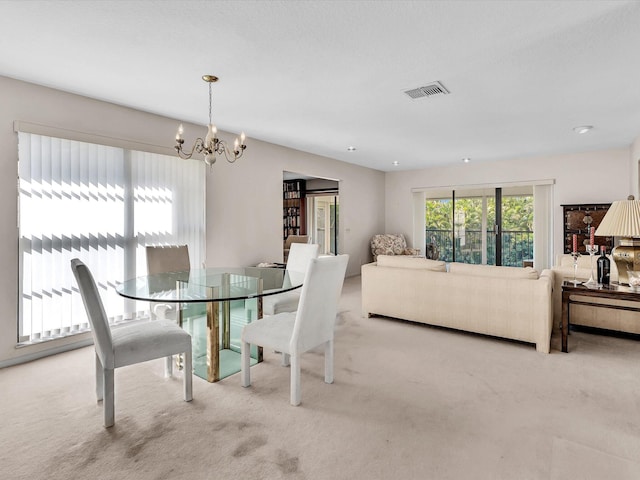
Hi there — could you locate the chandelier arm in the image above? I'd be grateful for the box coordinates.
[220,143,246,163]
[224,150,237,163]
[175,137,207,160]
[212,139,225,155]
[194,137,207,153]
[175,143,195,160]
[214,140,234,163]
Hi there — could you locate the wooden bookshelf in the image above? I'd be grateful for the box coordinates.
[283,179,306,240]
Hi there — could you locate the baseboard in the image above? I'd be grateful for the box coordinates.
[0,338,93,369]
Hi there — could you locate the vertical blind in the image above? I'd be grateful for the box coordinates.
[18,132,205,343]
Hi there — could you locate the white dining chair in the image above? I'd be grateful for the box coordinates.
[262,242,320,315]
[146,245,191,321]
[71,258,193,428]
[283,234,309,263]
[241,254,349,406]
[146,244,191,275]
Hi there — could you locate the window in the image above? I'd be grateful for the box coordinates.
[416,181,554,270]
[18,132,205,343]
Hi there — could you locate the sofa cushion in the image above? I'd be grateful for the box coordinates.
[448,262,539,279]
[376,255,447,271]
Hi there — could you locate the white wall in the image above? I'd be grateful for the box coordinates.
[384,148,633,261]
[205,140,384,273]
[632,133,640,198]
[0,76,385,366]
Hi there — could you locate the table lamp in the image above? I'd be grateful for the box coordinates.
[594,195,640,285]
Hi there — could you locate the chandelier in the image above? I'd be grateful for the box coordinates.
[174,75,247,167]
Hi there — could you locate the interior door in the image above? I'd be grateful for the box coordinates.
[309,195,339,255]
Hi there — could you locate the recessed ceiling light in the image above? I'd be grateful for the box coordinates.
[392,161,399,166]
[462,157,471,163]
[347,146,356,152]
[573,125,593,134]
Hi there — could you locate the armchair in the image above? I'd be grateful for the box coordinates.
[371,234,420,261]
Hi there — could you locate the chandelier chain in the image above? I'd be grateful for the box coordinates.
[208,82,213,125]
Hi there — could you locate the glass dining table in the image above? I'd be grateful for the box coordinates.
[116,266,303,383]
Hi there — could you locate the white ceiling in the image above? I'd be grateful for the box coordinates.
[1,1,639,172]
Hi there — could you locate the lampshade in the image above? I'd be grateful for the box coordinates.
[594,196,640,237]
[594,195,640,286]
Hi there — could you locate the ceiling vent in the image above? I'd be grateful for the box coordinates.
[404,81,450,99]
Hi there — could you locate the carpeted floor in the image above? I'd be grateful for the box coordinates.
[1,275,640,480]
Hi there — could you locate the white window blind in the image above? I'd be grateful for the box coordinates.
[18,132,205,343]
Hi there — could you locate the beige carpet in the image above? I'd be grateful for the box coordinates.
[2,275,640,480]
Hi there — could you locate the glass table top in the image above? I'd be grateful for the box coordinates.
[116,266,303,303]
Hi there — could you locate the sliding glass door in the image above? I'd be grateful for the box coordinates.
[425,186,533,266]
[453,189,496,264]
[500,191,535,266]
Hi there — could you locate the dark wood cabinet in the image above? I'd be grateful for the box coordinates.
[562,203,614,254]
[283,179,306,240]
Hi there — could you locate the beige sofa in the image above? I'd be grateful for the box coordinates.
[550,254,640,335]
[361,255,554,353]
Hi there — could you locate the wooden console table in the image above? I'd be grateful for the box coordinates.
[561,281,640,352]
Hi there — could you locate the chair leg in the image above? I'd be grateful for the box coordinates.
[164,354,173,378]
[324,339,334,384]
[95,353,103,402]
[183,349,193,402]
[241,341,251,387]
[103,368,115,428]
[290,354,301,406]
[281,352,290,367]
